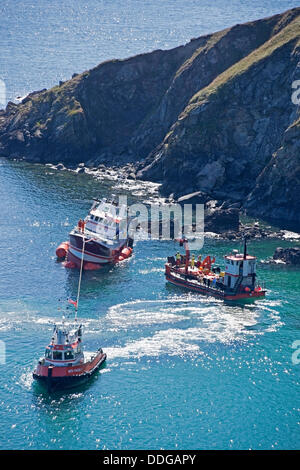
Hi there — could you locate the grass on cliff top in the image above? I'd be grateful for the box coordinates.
[20,70,89,111]
[187,15,300,109]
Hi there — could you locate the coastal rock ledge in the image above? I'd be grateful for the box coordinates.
[273,247,300,264]
[0,8,300,229]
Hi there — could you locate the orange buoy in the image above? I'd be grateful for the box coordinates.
[84,262,101,270]
[56,241,70,259]
[118,255,125,262]
[121,247,132,258]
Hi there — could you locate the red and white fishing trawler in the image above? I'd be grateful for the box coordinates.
[165,238,266,301]
[56,195,134,270]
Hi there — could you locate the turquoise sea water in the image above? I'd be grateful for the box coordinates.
[0,159,299,450]
[0,0,300,450]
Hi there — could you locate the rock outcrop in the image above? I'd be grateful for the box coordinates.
[245,116,300,226]
[273,246,300,264]
[0,8,300,228]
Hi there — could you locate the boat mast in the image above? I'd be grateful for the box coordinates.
[243,236,247,260]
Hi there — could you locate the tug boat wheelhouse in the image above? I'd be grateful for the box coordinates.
[33,322,106,392]
[56,195,134,270]
[165,238,266,301]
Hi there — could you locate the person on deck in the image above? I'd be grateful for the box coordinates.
[176,252,181,266]
[190,254,195,269]
[81,220,86,233]
[196,255,202,268]
[78,219,83,232]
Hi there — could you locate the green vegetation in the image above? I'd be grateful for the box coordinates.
[188,16,300,107]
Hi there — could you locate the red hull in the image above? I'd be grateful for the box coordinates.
[61,244,133,269]
[33,352,107,391]
[34,352,106,378]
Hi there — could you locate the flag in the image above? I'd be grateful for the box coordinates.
[68,299,78,308]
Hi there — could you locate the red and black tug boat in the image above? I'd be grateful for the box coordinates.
[165,238,266,301]
[33,321,106,392]
[33,238,106,392]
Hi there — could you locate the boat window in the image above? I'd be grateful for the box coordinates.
[95,216,99,222]
[64,350,74,361]
[53,351,63,360]
[45,349,52,359]
[90,215,94,220]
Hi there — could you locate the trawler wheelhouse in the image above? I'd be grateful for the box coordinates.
[223,251,257,291]
[84,195,128,241]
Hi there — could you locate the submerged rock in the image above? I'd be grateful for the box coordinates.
[273,247,300,264]
[205,206,240,234]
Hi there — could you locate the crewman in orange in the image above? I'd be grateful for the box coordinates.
[78,219,83,232]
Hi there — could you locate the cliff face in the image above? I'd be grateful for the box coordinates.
[137,9,300,228]
[0,39,209,165]
[0,8,300,228]
[245,116,300,225]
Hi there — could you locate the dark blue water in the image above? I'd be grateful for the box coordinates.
[0,159,299,449]
[1,0,300,103]
[0,0,300,450]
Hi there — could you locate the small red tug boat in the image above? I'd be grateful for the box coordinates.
[33,322,106,392]
[165,238,266,301]
[34,237,107,392]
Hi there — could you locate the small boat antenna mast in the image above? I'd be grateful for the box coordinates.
[243,235,247,260]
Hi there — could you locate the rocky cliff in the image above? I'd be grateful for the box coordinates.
[0,8,299,228]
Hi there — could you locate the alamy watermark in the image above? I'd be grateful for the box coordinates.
[0,78,6,108]
[291,80,300,105]
[0,340,6,365]
[91,195,205,250]
[291,340,300,365]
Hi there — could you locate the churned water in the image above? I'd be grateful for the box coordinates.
[0,159,299,449]
[0,0,300,450]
